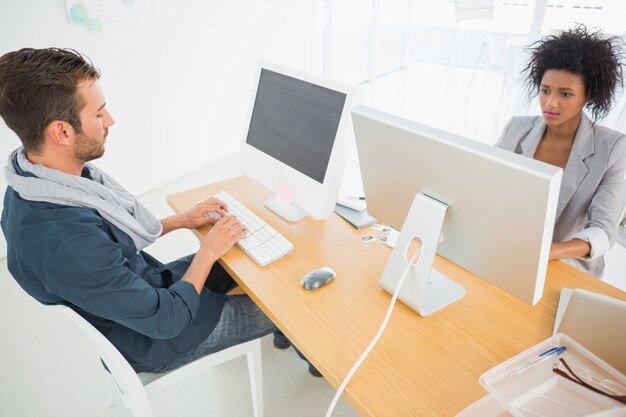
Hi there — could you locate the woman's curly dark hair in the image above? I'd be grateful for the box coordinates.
[523,24,625,121]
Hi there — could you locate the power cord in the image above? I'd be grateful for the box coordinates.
[324,249,419,417]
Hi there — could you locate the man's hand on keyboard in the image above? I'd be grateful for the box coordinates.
[200,214,248,260]
[160,197,229,236]
[212,190,293,266]
[179,197,229,229]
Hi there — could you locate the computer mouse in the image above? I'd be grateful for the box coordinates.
[301,267,336,291]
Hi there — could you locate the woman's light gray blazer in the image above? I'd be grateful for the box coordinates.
[496,114,626,277]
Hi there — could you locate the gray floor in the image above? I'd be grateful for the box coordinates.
[1,62,625,417]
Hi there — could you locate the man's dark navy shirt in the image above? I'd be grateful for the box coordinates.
[1,163,226,372]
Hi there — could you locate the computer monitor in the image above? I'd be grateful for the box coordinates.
[239,61,364,221]
[352,105,562,312]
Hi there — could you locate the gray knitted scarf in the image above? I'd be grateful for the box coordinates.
[4,147,162,250]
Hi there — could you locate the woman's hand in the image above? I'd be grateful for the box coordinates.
[549,239,591,260]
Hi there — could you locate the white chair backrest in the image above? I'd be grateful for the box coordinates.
[48,304,263,417]
[49,304,154,417]
[618,180,626,227]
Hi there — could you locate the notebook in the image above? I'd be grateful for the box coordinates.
[553,287,626,375]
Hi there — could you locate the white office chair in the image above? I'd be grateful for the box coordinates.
[492,1,546,132]
[49,304,263,417]
[450,0,496,95]
[615,180,626,248]
[447,0,497,132]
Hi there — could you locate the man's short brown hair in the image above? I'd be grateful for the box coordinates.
[0,48,100,153]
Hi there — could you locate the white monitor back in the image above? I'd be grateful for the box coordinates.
[239,61,365,220]
[353,105,562,306]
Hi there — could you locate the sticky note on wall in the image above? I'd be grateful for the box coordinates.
[87,19,103,33]
[66,0,153,30]
[69,2,90,24]
[67,1,101,33]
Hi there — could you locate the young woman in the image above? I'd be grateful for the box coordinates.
[497,25,626,277]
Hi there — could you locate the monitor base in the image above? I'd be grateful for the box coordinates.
[264,198,307,223]
[379,193,465,317]
[419,269,465,316]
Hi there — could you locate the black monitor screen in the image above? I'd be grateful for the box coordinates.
[246,69,347,184]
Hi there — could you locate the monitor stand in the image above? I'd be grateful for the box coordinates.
[379,193,465,317]
[263,180,308,222]
[264,198,307,222]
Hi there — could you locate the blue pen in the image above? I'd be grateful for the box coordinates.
[510,346,567,375]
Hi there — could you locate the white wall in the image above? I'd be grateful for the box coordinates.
[0,0,321,257]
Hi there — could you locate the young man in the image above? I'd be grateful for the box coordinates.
[0,47,316,375]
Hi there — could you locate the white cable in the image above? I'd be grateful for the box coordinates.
[324,251,418,417]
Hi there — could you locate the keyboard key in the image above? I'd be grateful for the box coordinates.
[238,235,261,251]
[256,224,278,241]
[249,245,274,266]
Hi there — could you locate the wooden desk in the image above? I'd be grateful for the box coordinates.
[167,175,626,417]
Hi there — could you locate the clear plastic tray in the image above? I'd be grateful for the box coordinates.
[456,394,514,417]
[479,333,626,417]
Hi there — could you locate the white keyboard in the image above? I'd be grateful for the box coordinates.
[215,190,293,266]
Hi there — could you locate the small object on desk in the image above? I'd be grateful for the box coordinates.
[509,346,567,375]
[336,195,367,212]
[371,224,392,233]
[301,267,336,290]
[334,204,377,229]
[376,229,399,248]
